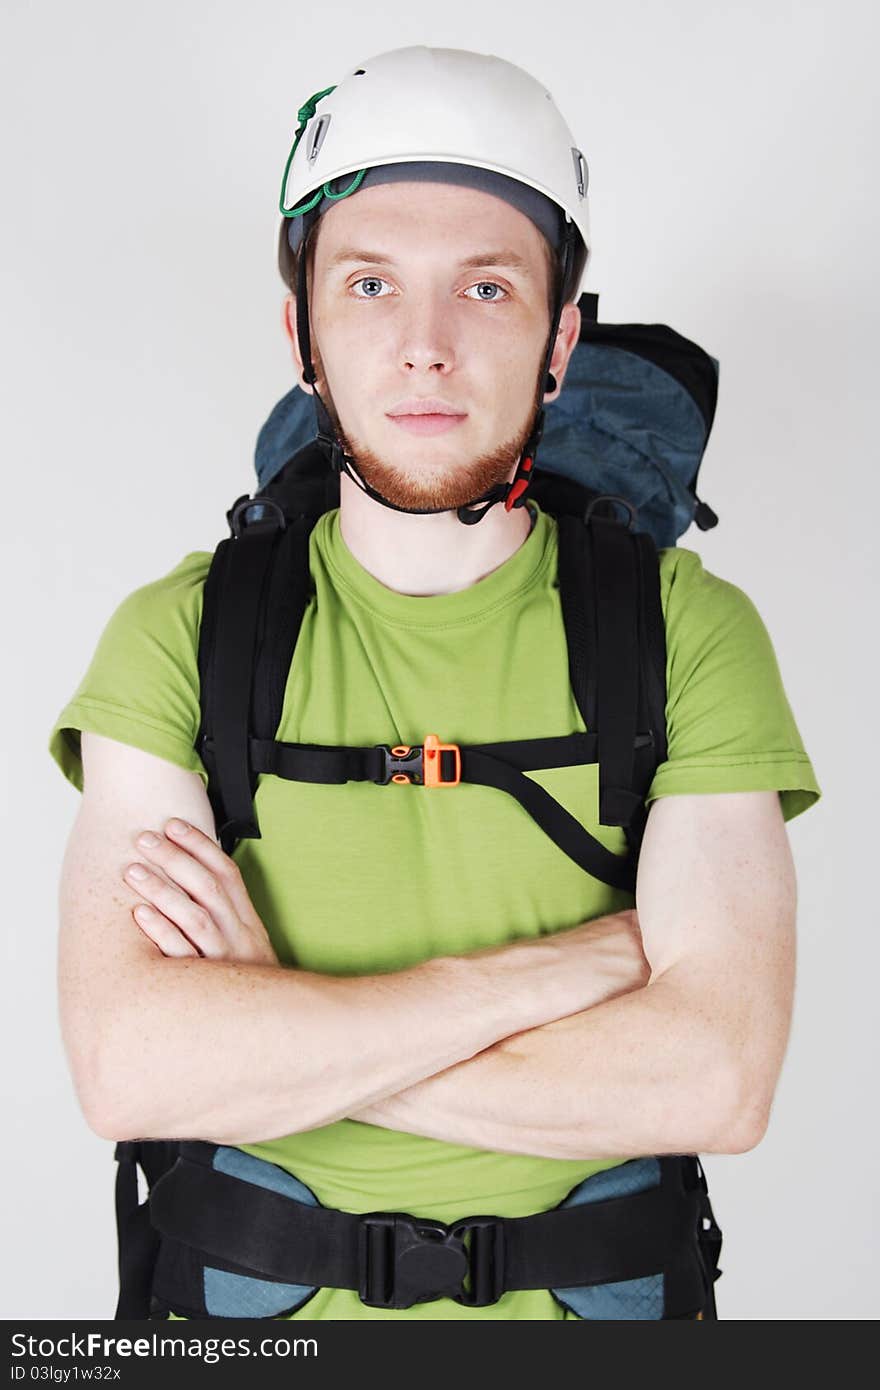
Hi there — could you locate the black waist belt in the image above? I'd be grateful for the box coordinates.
[115,1141,722,1319]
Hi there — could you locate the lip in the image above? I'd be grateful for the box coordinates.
[387,397,466,416]
[386,397,468,437]
[387,414,467,436]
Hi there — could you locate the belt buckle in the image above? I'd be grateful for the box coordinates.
[358,1212,469,1310]
[448,1215,505,1306]
[375,735,461,788]
[376,745,424,785]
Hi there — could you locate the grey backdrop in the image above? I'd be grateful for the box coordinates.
[3,0,875,1320]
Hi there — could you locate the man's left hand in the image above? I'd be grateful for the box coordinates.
[122,819,279,965]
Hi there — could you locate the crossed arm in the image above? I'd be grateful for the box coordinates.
[347,789,797,1159]
[79,728,796,1160]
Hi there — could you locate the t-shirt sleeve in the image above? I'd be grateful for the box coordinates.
[645,547,821,823]
[48,552,214,795]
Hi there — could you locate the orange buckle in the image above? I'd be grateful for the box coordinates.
[423,733,461,788]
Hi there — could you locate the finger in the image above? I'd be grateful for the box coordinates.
[133,904,199,958]
[130,827,245,938]
[162,819,262,927]
[124,862,229,960]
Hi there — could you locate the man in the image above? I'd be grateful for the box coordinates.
[48,47,821,1321]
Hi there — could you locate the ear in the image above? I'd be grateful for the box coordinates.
[543,301,581,405]
[281,293,315,396]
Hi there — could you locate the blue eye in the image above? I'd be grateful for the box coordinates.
[352,276,390,298]
[350,277,507,301]
[464,282,507,302]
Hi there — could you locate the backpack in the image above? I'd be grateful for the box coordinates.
[113,291,722,1319]
[195,291,719,889]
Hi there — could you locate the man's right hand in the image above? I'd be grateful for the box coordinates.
[546,909,652,1004]
[462,909,651,1030]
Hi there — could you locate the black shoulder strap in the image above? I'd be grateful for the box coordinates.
[557,511,667,835]
[635,530,669,768]
[196,536,231,840]
[197,503,316,853]
[623,527,668,855]
[556,512,598,734]
[593,515,643,827]
[252,513,316,747]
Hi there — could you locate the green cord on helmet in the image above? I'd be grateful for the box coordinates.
[279,85,367,217]
[279,86,335,215]
[321,168,368,201]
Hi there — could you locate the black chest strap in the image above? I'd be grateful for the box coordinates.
[200,729,655,893]
[197,506,666,894]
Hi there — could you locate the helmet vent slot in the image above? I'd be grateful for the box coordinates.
[571,148,588,199]
[307,114,331,163]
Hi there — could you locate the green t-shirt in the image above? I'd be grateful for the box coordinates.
[48,500,821,1320]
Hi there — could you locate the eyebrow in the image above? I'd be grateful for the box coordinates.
[326,247,534,276]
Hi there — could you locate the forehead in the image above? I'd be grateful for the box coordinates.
[312,180,548,267]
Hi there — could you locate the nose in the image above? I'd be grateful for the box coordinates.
[396,289,456,376]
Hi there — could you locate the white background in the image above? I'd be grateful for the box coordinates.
[2,0,876,1320]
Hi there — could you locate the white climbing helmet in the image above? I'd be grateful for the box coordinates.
[277,45,591,299]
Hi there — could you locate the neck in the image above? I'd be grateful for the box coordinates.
[337,472,535,597]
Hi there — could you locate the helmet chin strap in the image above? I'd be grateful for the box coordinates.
[295,218,573,525]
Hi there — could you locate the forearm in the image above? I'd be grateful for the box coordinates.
[94,931,595,1145]
[352,967,747,1159]
[95,954,512,1143]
